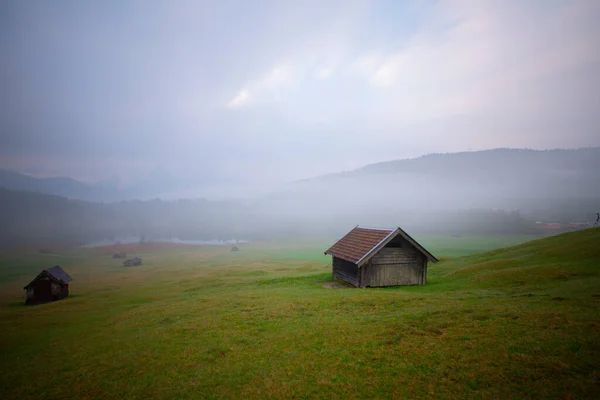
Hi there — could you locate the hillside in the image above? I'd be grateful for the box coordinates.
[309,147,600,187]
[1,147,598,244]
[2,148,600,206]
[429,227,600,292]
[0,169,193,203]
[0,188,248,246]
[358,147,600,177]
[0,229,598,399]
[0,169,103,200]
[0,188,546,247]
[270,147,600,215]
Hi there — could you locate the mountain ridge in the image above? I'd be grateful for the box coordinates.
[296,147,600,182]
[2,147,599,202]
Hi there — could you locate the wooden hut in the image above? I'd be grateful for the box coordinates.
[123,257,142,267]
[24,265,73,305]
[324,226,438,288]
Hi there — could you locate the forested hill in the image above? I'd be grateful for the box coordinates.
[298,147,600,194]
[1,148,599,246]
[0,187,594,248]
[0,188,245,246]
[268,147,600,213]
[355,147,600,177]
[1,148,599,203]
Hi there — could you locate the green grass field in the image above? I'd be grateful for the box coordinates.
[0,231,599,399]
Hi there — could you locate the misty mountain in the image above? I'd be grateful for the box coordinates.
[0,169,226,202]
[1,148,599,210]
[0,188,247,246]
[0,169,115,201]
[0,188,547,248]
[264,147,600,214]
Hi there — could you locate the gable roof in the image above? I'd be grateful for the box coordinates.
[46,265,73,283]
[24,265,73,289]
[324,226,438,267]
[325,227,394,264]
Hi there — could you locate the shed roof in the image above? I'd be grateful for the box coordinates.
[24,265,73,289]
[324,226,438,267]
[46,265,73,283]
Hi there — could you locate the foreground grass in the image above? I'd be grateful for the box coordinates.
[0,231,599,399]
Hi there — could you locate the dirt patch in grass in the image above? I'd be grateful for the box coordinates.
[319,281,353,289]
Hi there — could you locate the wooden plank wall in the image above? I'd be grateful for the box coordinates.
[332,256,360,287]
[362,239,425,287]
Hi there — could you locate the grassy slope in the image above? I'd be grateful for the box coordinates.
[0,231,598,399]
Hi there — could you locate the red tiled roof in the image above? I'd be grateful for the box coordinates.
[324,227,394,264]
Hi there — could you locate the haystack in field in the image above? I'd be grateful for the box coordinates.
[123,257,142,267]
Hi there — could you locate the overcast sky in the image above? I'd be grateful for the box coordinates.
[1,0,599,186]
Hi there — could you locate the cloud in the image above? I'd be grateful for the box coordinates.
[240,1,597,119]
[227,89,250,109]
[349,53,381,77]
[1,0,599,189]
[314,66,335,80]
[370,60,400,87]
[353,0,600,123]
[226,65,293,109]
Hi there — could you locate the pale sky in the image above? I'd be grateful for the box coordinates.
[1,0,599,186]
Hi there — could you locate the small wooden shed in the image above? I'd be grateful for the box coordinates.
[123,257,142,267]
[325,226,438,288]
[24,265,73,305]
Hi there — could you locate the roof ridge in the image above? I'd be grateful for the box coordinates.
[355,228,399,265]
[44,265,61,274]
[44,265,73,283]
[356,225,395,231]
[324,226,439,265]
